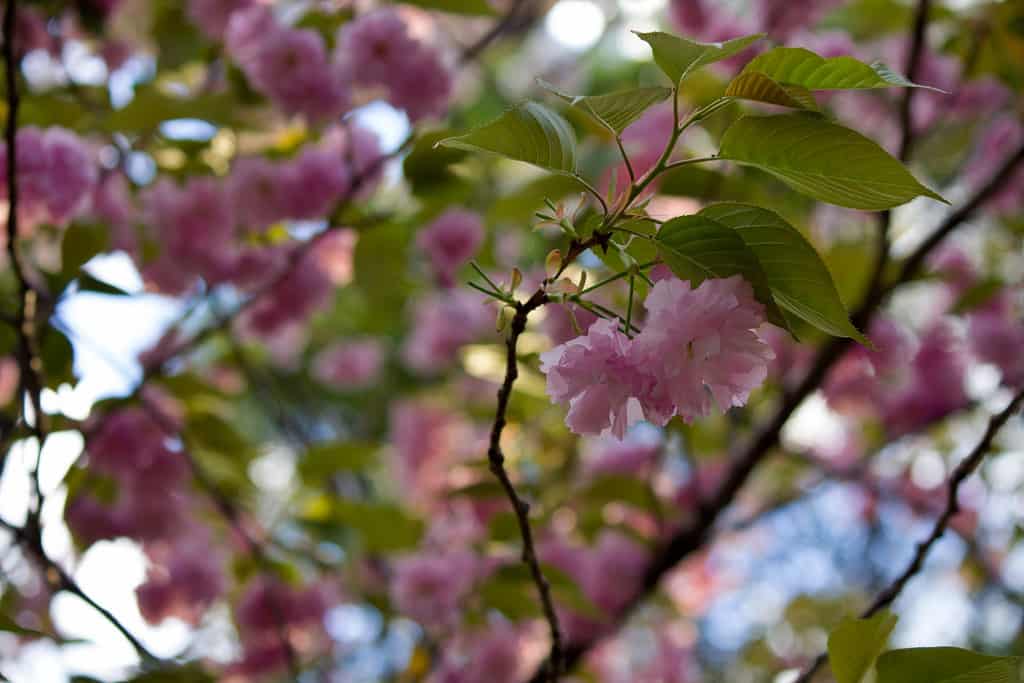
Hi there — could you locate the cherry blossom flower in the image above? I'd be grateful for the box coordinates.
[635,276,773,423]
[312,339,384,389]
[416,209,485,286]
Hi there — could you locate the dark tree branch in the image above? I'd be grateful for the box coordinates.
[865,0,931,322]
[2,2,153,666]
[896,0,931,162]
[895,141,1024,287]
[3,0,46,508]
[460,0,533,64]
[485,229,615,682]
[0,517,159,662]
[793,388,1024,683]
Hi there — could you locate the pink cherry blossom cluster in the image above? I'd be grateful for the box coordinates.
[65,405,230,626]
[66,407,192,544]
[135,531,226,626]
[340,8,454,122]
[402,289,493,374]
[823,316,970,435]
[202,4,453,123]
[312,338,385,390]
[229,577,333,678]
[226,6,349,120]
[539,530,649,644]
[390,400,486,509]
[390,549,484,630]
[541,276,774,439]
[428,619,530,683]
[416,209,485,287]
[124,128,376,351]
[670,0,843,43]
[0,127,97,232]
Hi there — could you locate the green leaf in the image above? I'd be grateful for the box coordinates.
[402,0,497,15]
[827,611,898,683]
[876,648,1023,683]
[325,500,424,552]
[655,214,786,326]
[103,87,238,134]
[40,326,76,387]
[62,222,109,276]
[77,273,131,296]
[725,72,819,109]
[719,113,947,210]
[698,203,866,342]
[438,102,578,174]
[404,129,469,191]
[580,474,656,509]
[634,31,764,86]
[0,613,49,640]
[298,441,378,484]
[538,81,672,135]
[951,278,1003,314]
[740,47,943,91]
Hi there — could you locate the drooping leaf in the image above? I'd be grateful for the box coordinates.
[876,648,1023,683]
[725,72,819,109]
[827,611,898,683]
[719,113,947,210]
[438,102,578,174]
[634,31,764,86]
[538,80,673,135]
[655,215,786,326]
[740,47,943,91]
[699,203,867,342]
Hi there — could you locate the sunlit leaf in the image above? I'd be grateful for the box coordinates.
[634,31,764,86]
[827,610,898,683]
[740,47,943,91]
[719,113,947,210]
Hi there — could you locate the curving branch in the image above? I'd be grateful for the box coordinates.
[793,388,1024,683]
[487,289,560,679]
[0,516,159,662]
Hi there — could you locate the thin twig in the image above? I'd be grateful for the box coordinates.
[460,0,532,63]
[864,0,931,321]
[792,389,1024,683]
